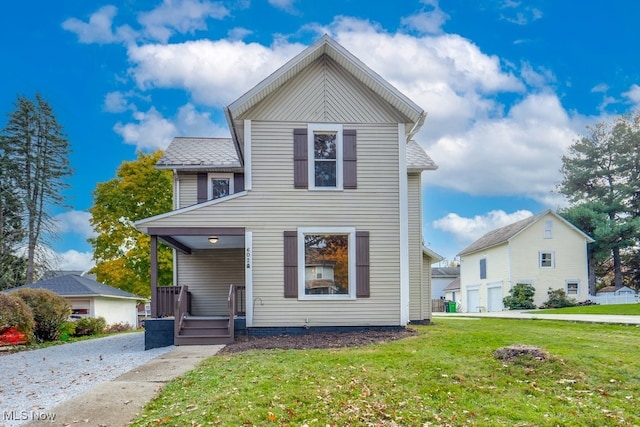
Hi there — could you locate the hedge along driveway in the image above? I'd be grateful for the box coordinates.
[0,332,173,423]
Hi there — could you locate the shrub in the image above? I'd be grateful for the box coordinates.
[59,321,76,341]
[542,289,577,308]
[13,288,71,342]
[0,293,35,343]
[503,283,536,310]
[105,322,132,334]
[74,317,106,336]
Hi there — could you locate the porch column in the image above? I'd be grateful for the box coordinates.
[150,234,158,317]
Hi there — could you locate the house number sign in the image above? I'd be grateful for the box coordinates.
[246,248,252,269]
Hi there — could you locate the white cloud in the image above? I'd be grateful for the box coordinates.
[114,107,178,150]
[401,0,449,34]
[52,210,95,240]
[228,27,252,41]
[426,92,578,204]
[103,91,132,113]
[268,0,299,15]
[62,5,120,44]
[433,209,533,245]
[127,39,305,106]
[622,84,640,105]
[55,250,95,272]
[176,103,229,137]
[138,0,229,43]
[114,103,228,150]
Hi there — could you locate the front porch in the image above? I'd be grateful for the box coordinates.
[145,227,250,348]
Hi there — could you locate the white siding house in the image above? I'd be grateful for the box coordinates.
[458,210,594,312]
[135,35,438,345]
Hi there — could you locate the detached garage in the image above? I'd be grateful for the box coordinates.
[8,274,142,327]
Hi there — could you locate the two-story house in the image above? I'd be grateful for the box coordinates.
[135,35,438,347]
[457,210,594,312]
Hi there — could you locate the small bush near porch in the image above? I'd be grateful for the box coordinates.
[132,319,640,426]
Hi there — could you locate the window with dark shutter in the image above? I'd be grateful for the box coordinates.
[283,231,298,298]
[197,173,208,203]
[293,129,308,189]
[234,173,245,192]
[343,129,357,189]
[356,231,370,297]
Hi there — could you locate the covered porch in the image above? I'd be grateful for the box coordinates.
[147,227,250,345]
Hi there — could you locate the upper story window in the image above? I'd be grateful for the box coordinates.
[309,124,343,190]
[539,251,555,268]
[293,126,357,190]
[479,258,487,279]
[209,173,233,200]
[544,220,553,239]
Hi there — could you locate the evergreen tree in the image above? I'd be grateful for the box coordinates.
[0,94,72,283]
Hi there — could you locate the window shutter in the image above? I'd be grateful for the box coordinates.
[284,231,298,298]
[480,258,487,279]
[356,231,370,298]
[343,129,357,189]
[197,173,208,203]
[293,128,308,189]
[234,173,245,193]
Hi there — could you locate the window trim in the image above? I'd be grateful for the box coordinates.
[307,123,343,191]
[297,227,356,300]
[208,173,234,200]
[539,251,555,268]
[566,281,579,295]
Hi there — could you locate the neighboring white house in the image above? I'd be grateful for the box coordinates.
[432,266,459,299]
[458,210,594,312]
[8,274,142,327]
[593,285,638,305]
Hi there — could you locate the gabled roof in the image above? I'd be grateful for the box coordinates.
[423,246,444,262]
[156,137,241,171]
[407,141,438,172]
[7,274,142,300]
[432,267,460,278]
[444,277,460,291]
[457,209,594,256]
[225,35,427,156]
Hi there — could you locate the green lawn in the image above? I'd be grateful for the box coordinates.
[535,303,640,315]
[132,319,640,426]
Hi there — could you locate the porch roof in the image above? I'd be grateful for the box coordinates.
[149,227,246,254]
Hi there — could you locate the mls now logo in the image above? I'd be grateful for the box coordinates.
[3,410,56,421]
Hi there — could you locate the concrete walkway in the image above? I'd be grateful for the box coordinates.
[433,310,640,325]
[24,345,223,427]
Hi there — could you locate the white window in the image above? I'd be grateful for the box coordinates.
[544,220,553,239]
[308,124,343,190]
[566,281,579,295]
[298,227,355,299]
[539,251,555,268]
[208,173,233,200]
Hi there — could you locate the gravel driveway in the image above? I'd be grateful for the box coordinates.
[0,332,173,427]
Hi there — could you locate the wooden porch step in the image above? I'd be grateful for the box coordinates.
[175,334,234,345]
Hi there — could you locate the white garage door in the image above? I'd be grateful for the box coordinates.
[467,289,480,313]
[487,287,503,312]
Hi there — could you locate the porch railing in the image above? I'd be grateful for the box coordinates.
[234,285,246,316]
[156,286,183,317]
[228,284,236,339]
[175,285,189,338]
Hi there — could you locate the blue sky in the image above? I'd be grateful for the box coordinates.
[2,0,639,271]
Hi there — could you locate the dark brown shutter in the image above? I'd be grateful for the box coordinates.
[197,173,208,203]
[234,173,245,193]
[293,128,308,189]
[356,231,370,297]
[284,231,298,298]
[343,129,357,189]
